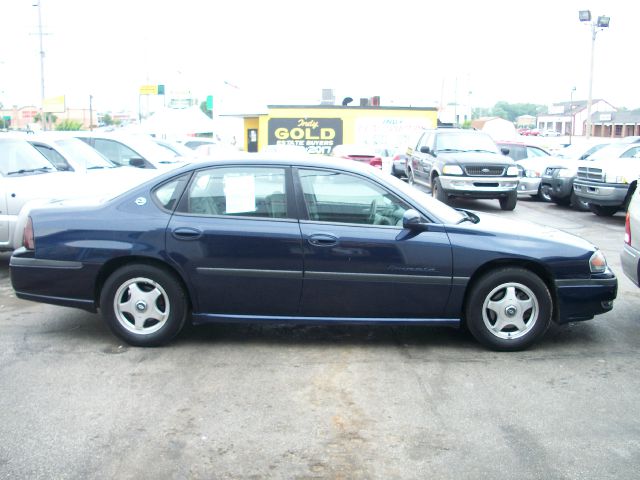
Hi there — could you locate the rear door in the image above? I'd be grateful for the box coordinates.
[166,165,304,316]
[295,167,453,319]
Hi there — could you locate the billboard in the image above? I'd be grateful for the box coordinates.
[267,118,343,154]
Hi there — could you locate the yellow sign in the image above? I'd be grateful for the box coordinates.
[43,95,66,113]
[139,85,158,95]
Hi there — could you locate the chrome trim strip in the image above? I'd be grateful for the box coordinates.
[9,256,83,269]
[196,267,303,279]
[555,277,617,287]
[305,271,451,285]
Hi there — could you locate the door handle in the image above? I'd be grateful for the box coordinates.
[172,227,203,240]
[308,233,338,247]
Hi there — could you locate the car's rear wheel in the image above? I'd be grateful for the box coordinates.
[100,264,187,347]
[465,267,552,351]
[499,191,517,211]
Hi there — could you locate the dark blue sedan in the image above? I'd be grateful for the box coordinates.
[10,155,617,351]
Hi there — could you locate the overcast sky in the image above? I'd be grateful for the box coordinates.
[1,0,637,114]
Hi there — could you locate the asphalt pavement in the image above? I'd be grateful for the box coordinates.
[0,195,638,479]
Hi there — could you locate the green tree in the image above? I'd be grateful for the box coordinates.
[489,102,547,122]
[102,113,114,126]
[55,119,83,131]
[33,112,58,124]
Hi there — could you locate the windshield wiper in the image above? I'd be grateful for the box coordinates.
[468,149,497,154]
[6,166,53,175]
[436,148,465,153]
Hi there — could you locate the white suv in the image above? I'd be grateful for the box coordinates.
[622,183,640,286]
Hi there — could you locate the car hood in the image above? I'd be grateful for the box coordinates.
[439,151,514,165]
[451,210,597,252]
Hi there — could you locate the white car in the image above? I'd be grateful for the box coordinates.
[0,137,157,251]
[73,132,192,170]
[622,183,640,286]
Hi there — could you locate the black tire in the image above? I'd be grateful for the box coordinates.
[536,185,552,202]
[589,204,618,217]
[499,191,517,211]
[100,264,188,347]
[432,176,447,203]
[570,191,590,211]
[552,195,571,207]
[407,167,415,185]
[465,267,552,351]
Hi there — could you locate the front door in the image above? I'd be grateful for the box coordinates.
[247,129,258,153]
[295,167,453,319]
[166,165,303,317]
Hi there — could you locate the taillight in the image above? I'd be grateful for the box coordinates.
[625,212,631,245]
[392,154,402,161]
[23,216,35,250]
[369,156,383,168]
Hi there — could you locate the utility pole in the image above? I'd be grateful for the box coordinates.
[33,0,46,131]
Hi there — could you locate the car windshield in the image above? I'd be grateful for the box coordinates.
[435,132,499,154]
[587,143,637,161]
[55,138,116,169]
[0,139,54,176]
[554,142,609,159]
[122,136,184,164]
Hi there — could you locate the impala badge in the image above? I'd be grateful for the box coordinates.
[135,197,147,206]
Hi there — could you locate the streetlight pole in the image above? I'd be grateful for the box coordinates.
[33,0,46,131]
[579,10,610,140]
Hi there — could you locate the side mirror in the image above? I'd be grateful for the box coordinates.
[420,146,431,154]
[402,209,428,231]
[501,147,510,156]
[129,157,146,168]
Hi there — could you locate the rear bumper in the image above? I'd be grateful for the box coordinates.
[621,243,640,287]
[10,248,98,312]
[554,272,617,323]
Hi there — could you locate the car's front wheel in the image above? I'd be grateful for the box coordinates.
[100,264,188,347]
[499,191,517,211]
[465,267,552,351]
[432,176,447,203]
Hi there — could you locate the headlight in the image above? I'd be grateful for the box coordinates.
[525,169,541,178]
[589,250,608,273]
[557,167,577,178]
[604,173,628,184]
[506,166,519,176]
[442,164,463,175]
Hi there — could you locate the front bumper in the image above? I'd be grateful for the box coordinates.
[554,271,617,323]
[542,175,575,200]
[516,177,541,195]
[439,175,518,198]
[573,180,630,207]
[621,243,640,287]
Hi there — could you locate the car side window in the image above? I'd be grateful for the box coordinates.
[298,169,409,226]
[93,139,140,167]
[621,147,640,159]
[179,166,289,219]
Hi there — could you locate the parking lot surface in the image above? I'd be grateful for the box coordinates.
[1,196,639,479]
